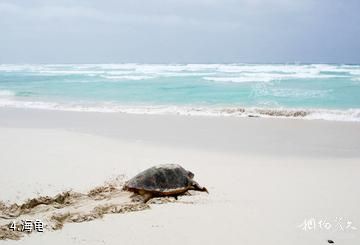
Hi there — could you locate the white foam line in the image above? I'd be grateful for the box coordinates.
[0,90,15,97]
[100,75,154,80]
[0,98,359,122]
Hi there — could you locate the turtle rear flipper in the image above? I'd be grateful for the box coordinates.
[143,193,153,203]
[138,190,153,203]
[129,190,153,203]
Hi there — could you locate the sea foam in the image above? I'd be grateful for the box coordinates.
[0,96,359,122]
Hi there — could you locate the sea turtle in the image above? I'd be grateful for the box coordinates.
[123,164,208,202]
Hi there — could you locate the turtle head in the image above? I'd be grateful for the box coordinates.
[190,180,209,193]
[187,171,194,179]
[201,187,209,193]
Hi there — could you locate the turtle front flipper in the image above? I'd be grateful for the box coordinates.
[190,181,209,193]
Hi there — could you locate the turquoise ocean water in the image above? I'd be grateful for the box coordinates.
[0,64,360,121]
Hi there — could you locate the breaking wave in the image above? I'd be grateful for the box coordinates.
[0,63,358,83]
[100,75,155,80]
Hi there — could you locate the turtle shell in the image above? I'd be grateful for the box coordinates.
[125,164,193,193]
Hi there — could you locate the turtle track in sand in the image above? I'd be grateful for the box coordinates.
[0,178,161,241]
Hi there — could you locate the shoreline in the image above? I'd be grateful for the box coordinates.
[0,102,360,122]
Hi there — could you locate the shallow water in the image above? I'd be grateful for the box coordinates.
[0,63,359,121]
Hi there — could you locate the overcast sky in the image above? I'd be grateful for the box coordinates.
[0,0,359,64]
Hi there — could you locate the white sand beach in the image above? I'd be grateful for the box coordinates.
[0,108,359,244]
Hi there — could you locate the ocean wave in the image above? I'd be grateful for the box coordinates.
[0,63,356,72]
[0,98,359,122]
[203,76,274,83]
[203,73,343,83]
[252,87,331,98]
[1,64,358,85]
[100,75,155,80]
[38,70,105,75]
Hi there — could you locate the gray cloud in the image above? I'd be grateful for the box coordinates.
[0,0,359,63]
